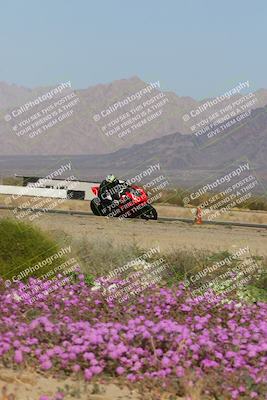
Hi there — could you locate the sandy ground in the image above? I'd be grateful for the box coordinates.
[0,208,266,256]
[0,367,146,400]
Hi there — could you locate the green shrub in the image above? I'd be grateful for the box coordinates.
[0,218,68,283]
[236,285,267,303]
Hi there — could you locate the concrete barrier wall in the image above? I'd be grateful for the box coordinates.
[0,185,67,199]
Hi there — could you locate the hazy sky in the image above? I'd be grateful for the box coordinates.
[0,0,266,99]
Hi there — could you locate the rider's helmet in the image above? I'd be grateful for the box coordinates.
[105,174,117,184]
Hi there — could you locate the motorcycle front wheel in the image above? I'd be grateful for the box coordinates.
[90,198,103,216]
[140,205,158,220]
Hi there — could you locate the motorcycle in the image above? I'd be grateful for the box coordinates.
[90,184,158,220]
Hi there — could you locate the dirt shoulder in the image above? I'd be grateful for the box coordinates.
[0,209,266,256]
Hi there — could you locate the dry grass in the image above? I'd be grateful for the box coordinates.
[155,188,267,211]
[67,237,266,299]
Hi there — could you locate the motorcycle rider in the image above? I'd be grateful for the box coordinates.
[99,174,129,207]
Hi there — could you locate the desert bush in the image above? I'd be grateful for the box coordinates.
[163,249,236,284]
[71,237,146,277]
[1,176,22,186]
[70,237,267,303]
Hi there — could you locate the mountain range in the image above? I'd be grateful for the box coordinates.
[0,78,267,189]
[1,77,267,156]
